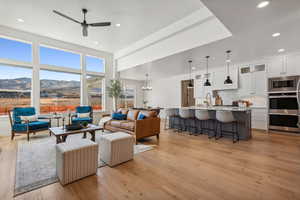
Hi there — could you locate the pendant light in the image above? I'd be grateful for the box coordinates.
[224,50,233,85]
[142,73,152,91]
[204,56,211,86]
[187,60,194,88]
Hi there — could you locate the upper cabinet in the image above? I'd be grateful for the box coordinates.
[239,64,267,97]
[286,53,300,76]
[213,67,239,90]
[267,53,300,77]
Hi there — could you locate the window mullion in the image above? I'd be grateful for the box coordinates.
[32,41,40,113]
[81,54,87,105]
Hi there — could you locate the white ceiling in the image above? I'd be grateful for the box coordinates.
[120,0,300,80]
[0,0,202,53]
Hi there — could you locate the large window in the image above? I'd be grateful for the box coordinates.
[0,65,31,115]
[0,35,107,116]
[119,88,135,109]
[40,70,80,113]
[86,56,105,73]
[40,46,80,69]
[87,76,103,111]
[0,37,32,62]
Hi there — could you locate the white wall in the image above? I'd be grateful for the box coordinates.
[147,73,190,108]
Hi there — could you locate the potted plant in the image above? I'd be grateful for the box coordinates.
[81,121,89,128]
[107,79,122,111]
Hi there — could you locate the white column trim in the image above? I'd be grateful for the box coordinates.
[32,41,40,113]
[80,54,87,105]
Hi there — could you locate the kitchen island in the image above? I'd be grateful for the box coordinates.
[169,106,252,140]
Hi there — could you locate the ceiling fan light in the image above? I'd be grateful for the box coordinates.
[82,26,88,36]
[224,76,233,84]
[204,79,211,86]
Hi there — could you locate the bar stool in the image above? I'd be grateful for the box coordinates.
[195,109,215,138]
[215,111,239,143]
[171,109,181,131]
[179,109,196,134]
[164,108,176,130]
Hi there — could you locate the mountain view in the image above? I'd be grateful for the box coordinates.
[0,77,102,115]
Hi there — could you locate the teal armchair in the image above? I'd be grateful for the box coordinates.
[8,107,51,141]
[71,106,93,125]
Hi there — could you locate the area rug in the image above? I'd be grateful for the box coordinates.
[14,133,154,196]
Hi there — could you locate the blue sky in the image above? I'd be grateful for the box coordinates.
[0,37,104,81]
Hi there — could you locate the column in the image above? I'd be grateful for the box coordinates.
[31,41,40,113]
[80,54,88,105]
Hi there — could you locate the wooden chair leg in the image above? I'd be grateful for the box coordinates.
[27,133,30,141]
[11,132,15,140]
[156,134,159,140]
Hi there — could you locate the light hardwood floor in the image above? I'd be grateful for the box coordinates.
[0,129,300,200]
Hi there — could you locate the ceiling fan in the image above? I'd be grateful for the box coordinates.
[53,8,111,37]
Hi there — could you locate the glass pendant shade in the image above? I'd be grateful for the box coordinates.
[142,74,152,91]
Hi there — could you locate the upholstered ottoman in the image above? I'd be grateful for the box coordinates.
[99,132,134,167]
[56,139,98,185]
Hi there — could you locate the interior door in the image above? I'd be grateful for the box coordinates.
[181,80,195,107]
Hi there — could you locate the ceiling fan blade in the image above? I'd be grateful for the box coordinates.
[89,22,111,27]
[82,26,88,37]
[53,10,81,24]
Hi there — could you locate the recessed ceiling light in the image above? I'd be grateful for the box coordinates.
[257,1,270,8]
[115,23,121,27]
[17,18,24,22]
[272,32,281,37]
[278,48,285,53]
[104,28,108,31]
[192,67,196,70]
[94,41,99,45]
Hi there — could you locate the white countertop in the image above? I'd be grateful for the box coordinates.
[171,106,251,112]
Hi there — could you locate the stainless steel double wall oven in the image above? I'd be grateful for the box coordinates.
[268,76,300,132]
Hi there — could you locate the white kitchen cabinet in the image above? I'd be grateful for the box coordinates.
[267,54,300,77]
[239,66,252,97]
[267,56,285,77]
[252,69,267,97]
[213,67,238,90]
[251,108,267,130]
[238,64,267,97]
[286,53,300,76]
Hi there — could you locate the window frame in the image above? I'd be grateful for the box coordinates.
[39,44,82,71]
[0,64,33,116]
[85,54,106,74]
[0,35,33,67]
[39,69,81,114]
[86,75,105,112]
[0,35,107,116]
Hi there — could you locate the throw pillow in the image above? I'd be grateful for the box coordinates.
[112,113,127,120]
[77,112,90,118]
[137,113,146,120]
[20,115,37,122]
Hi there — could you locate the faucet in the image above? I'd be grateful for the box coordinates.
[204,92,212,107]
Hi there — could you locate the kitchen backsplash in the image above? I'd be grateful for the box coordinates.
[196,90,267,108]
